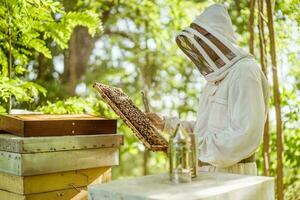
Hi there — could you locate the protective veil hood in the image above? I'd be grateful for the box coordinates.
[176,4,250,82]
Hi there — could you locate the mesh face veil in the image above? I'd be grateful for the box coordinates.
[176,33,213,76]
[176,4,250,82]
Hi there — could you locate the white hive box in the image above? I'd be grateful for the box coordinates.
[0,133,123,176]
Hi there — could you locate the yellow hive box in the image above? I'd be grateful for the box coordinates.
[0,167,111,198]
[0,187,85,200]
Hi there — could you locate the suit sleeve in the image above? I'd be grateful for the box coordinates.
[163,116,195,134]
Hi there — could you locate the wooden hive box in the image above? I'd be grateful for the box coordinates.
[0,167,111,199]
[0,147,119,176]
[0,133,123,153]
[0,114,117,137]
[0,133,123,176]
[0,133,123,199]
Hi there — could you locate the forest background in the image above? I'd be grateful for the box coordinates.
[0,0,299,199]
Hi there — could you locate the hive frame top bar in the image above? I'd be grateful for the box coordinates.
[93,82,168,152]
[0,133,123,153]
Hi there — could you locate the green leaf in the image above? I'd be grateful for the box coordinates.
[14,66,28,75]
[26,39,52,58]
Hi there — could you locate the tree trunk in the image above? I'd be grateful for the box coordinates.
[258,0,270,176]
[61,0,114,96]
[37,54,53,81]
[62,26,94,96]
[266,0,284,199]
[36,1,114,97]
[143,149,150,175]
[7,29,12,114]
[6,0,12,113]
[262,115,270,175]
[249,0,256,55]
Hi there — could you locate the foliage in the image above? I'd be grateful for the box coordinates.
[285,180,300,200]
[280,88,300,186]
[0,0,99,63]
[0,0,100,112]
[0,106,6,114]
[0,76,46,103]
[36,94,121,122]
[37,96,101,114]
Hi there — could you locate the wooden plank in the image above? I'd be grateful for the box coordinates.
[0,167,111,194]
[0,187,86,200]
[12,114,100,120]
[0,148,119,176]
[0,151,21,175]
[0,190,25,200]
[0,171,24,194]
[0,133,123,153]
[0,115,24,136]
[0,114,117,137]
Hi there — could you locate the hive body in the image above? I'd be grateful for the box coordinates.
[0,114,121,199]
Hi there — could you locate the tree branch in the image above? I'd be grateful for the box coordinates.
[103,30,134,41]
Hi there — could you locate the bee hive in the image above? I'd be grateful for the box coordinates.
[94,82,168,151]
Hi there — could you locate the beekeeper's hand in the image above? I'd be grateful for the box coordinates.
[145,112,165,131]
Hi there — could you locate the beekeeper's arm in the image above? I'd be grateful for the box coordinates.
[146,113,195,134]
[161,86,210,134]
[198,76,266,167]
[163,117,195,134]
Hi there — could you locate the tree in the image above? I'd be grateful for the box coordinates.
[249,0,256,55]
[0,0,100,113]
[36,0,111,96]
[257,0,270,176]
[266,0,284,199]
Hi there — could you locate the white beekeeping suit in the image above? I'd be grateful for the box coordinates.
[164,4,269,175]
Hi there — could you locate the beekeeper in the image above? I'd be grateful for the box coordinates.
[147,4,269,175]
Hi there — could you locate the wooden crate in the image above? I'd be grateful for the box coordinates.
[0,114,117,137]
[0,167,111,195]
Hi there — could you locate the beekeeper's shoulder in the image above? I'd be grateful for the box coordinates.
[229,57,261,82]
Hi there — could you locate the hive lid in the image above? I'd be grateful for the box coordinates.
[0,114,117,137]
[93,82,168,152]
